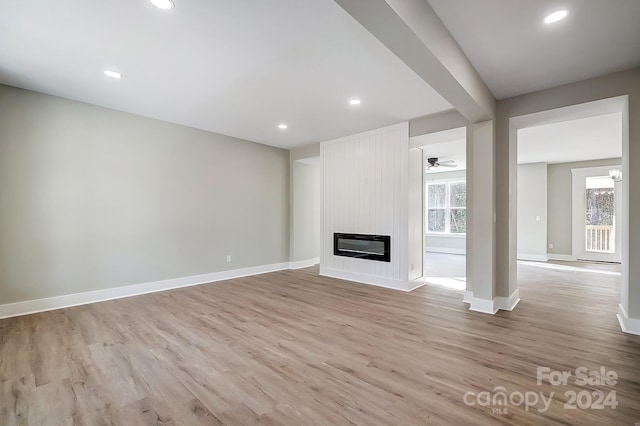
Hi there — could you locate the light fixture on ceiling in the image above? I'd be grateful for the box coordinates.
[150,0,174,9]
[278,123,288,130]
[349,99,361,105]
[609,169,622,182]
[544,10,568,24]
[103,70,122,79]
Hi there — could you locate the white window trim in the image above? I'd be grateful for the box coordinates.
[426,180,466,235]
[425,232,466,239]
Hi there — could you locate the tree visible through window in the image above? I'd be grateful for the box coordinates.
[586,188,614,226]
[427,183,446,232]
[427,181,466,234]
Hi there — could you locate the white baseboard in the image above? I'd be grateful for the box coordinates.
[319,267,411,291]
[496,289,520,311]
[547,254,576,262]
[517,253,548,262]
[407,279,426,291]
[468,296,497,314]
[617,304,640,336]
[463,289,520,314]
[289,257,320,269]
[425,247,466,255]
[0,262,291,320]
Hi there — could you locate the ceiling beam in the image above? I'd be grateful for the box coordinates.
[334,0,496,123]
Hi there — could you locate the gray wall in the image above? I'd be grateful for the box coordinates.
[547,158,621,256]
[496,67,639,317]
[0,84,290,305]
[517,163,547,258]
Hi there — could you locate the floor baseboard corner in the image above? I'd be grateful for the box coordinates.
[617,304,640,336]
[468,296,497,315]
[496,289,520,311]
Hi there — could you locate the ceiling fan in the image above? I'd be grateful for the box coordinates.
[426,157,457,170]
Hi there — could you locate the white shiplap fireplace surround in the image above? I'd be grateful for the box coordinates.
[320,122,425,291]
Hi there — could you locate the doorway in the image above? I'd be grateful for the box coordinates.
[572,166,622,263]
[513,96,626,318]
[410,126,467,290]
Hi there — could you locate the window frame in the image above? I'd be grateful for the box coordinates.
[426,180,466,235]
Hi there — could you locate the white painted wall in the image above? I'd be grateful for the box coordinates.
[517,163,547,261]
[426,235,466,254]
[425,169,466,183]
[291,158,320,263]
[320,122,421,290]
[408,148,424,281]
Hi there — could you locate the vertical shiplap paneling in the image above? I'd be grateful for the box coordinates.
[320,123,409,288]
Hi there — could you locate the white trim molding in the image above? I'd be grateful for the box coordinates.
[0,262,291,320]
[546,253,576,262]
[425,233,466,239]
[407,280,427,291]
[320,267,413,292]
[496,289,520,311]
[425,247,466,255]
[289,257,320,269]
[468,296,497,314]
[463,289,520,314]
[517,253,548,262]
[617,304,640,336]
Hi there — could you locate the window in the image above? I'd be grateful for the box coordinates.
[426,181,466,234]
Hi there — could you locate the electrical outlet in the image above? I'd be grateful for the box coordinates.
[548,243,553,249]
[226,255,232,263]
[535,215,541,222]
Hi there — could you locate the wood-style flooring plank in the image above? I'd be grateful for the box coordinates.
[1,258,639,425]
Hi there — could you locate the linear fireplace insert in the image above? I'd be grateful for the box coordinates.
[333,233,391,262]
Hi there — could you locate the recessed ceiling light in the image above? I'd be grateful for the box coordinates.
[150,0,174,9]
[349,99,361,105]
[544,10,568,24]
[103,70,122,79]
[278,123,288,129]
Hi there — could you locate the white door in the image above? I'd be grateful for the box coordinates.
[572,166,622,262]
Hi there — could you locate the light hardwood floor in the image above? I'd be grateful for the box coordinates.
[1,258,639,425]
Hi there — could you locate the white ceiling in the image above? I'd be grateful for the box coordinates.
[411,127,466,173]
[0,0,452,149]
[427,0,640,99]
[518,112,622,165]
[410,110,622,170]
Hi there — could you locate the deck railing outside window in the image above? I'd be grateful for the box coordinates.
[585,225,614,253]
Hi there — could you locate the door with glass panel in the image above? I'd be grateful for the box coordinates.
[572,167,622,263]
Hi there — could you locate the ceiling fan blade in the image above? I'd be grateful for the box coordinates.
[438,160,455,164]
[438,163,457,168]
